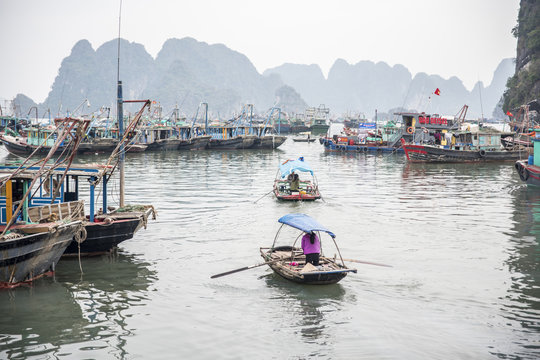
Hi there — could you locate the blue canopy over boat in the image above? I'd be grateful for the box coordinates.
[279,157,314,178]
[278,213,335,238]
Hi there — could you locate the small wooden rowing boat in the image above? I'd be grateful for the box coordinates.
[260,214,356,285]
[273,158,321,201]
[293,137,316,143]
[293,132,316,142]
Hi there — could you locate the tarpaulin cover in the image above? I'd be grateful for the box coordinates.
[279,157,314,178]
[278,213,335,238]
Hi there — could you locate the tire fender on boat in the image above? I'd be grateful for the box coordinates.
[478,149,486,157]
[362,147,368,152]
[519,164,530,181]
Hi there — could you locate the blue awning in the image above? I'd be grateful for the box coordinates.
[278,213,335,238]
[279,157,314,178]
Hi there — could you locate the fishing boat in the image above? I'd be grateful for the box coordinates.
[273,157,321,201]
[0,124,64,156]
[63,97,155,255]
[320,121,403,152]
[290,114,309,133]
[0,220,84,287]
[0,118,91,287]
[0,117,146,155]
[402,132,526,163]
[515,127,540,186]
[307,105,330,136]
[205,112,257,150]
[137,123,183,151]
[0,164,156,256]
[250,107,287,149]
[502,102,540,150]
[259,213,356,285]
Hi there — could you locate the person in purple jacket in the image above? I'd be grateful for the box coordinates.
[301,232,321,266]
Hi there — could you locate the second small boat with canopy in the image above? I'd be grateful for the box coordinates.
[259,213,356,285]
[273,157,321,201]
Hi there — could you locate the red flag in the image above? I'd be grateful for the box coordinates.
[434,88,441,96]
[506,111,513,117]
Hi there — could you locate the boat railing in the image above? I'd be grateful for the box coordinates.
[27,200,85,223]
[387,129,404,148]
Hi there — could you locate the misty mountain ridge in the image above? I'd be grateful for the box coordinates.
[264,58,515,119]
[10,37,514,120]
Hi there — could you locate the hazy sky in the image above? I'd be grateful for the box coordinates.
[0,0,520,104]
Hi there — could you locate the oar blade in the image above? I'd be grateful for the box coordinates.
[343,258,392,267]
[210,266,249,279]
[210,258,284,279]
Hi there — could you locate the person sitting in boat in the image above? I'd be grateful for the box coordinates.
[288,172,300,193]
[301,232,321,266]
[434,132,441,145]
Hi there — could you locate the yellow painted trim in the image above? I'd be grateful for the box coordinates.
[6,180,12,223]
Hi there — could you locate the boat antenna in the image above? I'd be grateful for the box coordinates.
[117,0,122,84]
[117,0,125,207]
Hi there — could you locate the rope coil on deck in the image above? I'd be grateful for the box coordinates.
[74,225,87,244]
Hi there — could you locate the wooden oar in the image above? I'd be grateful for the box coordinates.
[341,258,392,267]
[254,189,274,203]
[210,258,285,279]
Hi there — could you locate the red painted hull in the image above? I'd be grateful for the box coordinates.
[515,160,540,186]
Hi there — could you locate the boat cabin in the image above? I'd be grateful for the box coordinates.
[0,165,108,226]
[452,131,506,151]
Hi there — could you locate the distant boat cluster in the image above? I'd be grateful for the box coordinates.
[0,103,337,154]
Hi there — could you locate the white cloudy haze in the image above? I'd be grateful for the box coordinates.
[0,0,520,103]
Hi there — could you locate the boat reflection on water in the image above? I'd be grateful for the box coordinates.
[263,273,353,347]
[0,251,157,359]
[0,280,89,358]
[495,186,540,358]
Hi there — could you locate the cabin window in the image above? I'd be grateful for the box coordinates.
[12,180,25,202]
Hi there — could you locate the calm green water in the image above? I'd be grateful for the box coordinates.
[1,138,539,359]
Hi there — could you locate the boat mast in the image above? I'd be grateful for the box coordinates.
[478,82,485,122]
[204,102,208,132]
[117,0,125,207]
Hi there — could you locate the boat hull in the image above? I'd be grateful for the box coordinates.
[403,144,525,162]
[154,138,184,151]
[515,160,540,186]
[320,138,402,152]
[252,135,287,149]
[0,222,81,287]
[178,136,211,150]
[273,180,321,201]
[260,248,352,285]
[273,191,320,201]
[291,125,309,133]
[63,208,153,256]
[310,124,329,136]
[77,140,117,154]
[208,136,253,150]
[0,135,144,155]
[0,135,64,156]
